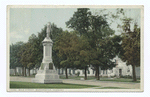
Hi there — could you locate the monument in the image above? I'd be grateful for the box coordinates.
[32,22,62,83]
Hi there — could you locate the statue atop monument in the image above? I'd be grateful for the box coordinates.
[46,22,51,38]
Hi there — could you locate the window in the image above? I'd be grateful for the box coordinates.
[93,70,94,74]
[115,59,118,65]
[58,69,60,74]
[127,68,130,72]
[62,69,63,74]
[83,70,84,74]
[69,69,71,74]
[73,69,75,74]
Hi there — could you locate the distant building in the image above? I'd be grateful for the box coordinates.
[16,67,22,75]
[9,67,38,76]
[10,69,15,75]
[56,56,140,79]
[10,57,140,79]
[106,56,133,78]
[100,56,140,78]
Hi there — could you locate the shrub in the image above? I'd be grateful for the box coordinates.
[120,75,132,79]
[32,73,37,75]
[102,76,108,78]
[76,71,80,76]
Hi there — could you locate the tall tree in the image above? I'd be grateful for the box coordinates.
[66,8,91,37]
[19,42,37,76]
[73,36,92,80]
[119,18,140,81]
[66,8,120,80]
[91,35,121,80]
[17,34,38,76]
[55,31,79,79]
[18,43,29,76]
[10,41,24,75]
[26,34,39,76]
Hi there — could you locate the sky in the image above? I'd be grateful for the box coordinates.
[9,8,141,44]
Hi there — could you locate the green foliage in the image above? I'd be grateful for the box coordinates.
[66,8,91,36]
[120,18,140,66]
[66,8,122,80]
[27,63,34,69]
[119,17,140,82]
[55,31,79,69]
[10,41,24,69]
[73,36,92,69]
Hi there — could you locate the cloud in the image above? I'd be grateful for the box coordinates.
[9,31,29,44]
[10,31,23,39]
[24,29,30,34]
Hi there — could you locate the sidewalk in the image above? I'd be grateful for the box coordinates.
[10,76,140,89]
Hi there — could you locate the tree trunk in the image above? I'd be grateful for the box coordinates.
[24,67,27,77]
[95,70,97,78]
[14,67,16,76]
[97,66,100,80]
[29,68,30,76]
[132,64,137,82]
[65,68,68,79]
[84,67,87,80]
[22,67,24,76]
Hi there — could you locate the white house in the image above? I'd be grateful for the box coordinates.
[100,56,140,78]
[106,56,133,77]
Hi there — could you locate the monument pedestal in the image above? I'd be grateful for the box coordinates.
[32,70,62,83]
[32,63,62,84]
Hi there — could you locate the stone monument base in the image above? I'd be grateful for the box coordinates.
[32,69,62,84]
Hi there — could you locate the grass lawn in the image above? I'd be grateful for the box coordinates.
[97,87,128,89]
[10,81,97,89]
[100,78,140,83]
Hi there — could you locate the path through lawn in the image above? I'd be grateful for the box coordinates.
[10,76,140,89]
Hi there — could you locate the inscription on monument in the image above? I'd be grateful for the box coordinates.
[49,63,53,69]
